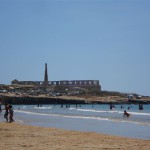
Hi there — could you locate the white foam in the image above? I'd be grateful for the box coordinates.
[70,108,112,113]
[70,108,150,116]
[14,110,150,126]
[128,112,150,116]
[34,106,52,109]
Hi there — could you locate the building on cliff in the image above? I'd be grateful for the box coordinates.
[11,63,101,92]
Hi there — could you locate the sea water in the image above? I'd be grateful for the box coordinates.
[0,104,150,140]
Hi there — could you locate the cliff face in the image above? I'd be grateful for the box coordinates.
[1,95,150,105]
[1,96,86,105]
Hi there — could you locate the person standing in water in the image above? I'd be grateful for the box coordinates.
[139,104,144,110]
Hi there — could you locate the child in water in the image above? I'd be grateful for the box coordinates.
[123,111,131,117]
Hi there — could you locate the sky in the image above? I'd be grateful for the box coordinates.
[0,0,150,96]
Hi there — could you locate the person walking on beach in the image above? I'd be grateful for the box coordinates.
[0,100,2,114]
[8,104,14,123]
[3,103,9,122]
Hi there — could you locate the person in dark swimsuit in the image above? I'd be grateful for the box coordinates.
[8,105,14,123]
[0,100,2,113]
[4,104,9,122]
[123,111,130,117]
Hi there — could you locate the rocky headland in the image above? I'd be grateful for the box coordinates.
[0,93,150,105]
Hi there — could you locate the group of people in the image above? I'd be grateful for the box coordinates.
[109,104,145,118]
[109,104,131,117]
[0,101,14,123]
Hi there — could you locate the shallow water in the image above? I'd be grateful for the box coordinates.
[0,104,150,140]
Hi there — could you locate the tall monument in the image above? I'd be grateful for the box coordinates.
[44,63,48,85]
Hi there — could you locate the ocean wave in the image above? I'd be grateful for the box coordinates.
[69,108,150,116]
[14,110,150,126]
[34,106,52,109]
[128,112,150,116]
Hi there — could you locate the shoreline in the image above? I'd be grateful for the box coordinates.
[1,93,150,104]
[0,122,150,150]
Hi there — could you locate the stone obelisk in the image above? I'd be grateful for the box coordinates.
[44,63,48,85]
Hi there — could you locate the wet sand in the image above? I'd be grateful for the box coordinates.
[0,122,150,150]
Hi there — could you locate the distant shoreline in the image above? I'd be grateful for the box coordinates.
[0,93,150,104]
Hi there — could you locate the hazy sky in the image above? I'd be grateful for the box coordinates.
[0,0,150,96]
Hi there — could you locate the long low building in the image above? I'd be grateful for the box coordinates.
[11,79,101,92]
[11,64,101,92]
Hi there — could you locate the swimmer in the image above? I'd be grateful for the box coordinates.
[123,111,131,117]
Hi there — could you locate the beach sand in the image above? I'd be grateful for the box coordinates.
[0,123,150,150]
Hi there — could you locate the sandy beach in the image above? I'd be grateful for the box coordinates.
[0,122,149,150]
